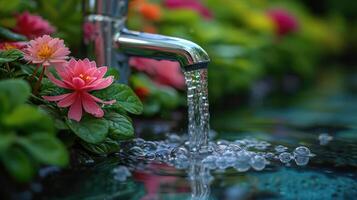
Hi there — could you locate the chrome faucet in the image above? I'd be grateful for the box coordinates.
[82,0,210,83]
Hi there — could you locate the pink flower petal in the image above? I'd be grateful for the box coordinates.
[82,92,104,118]
[57,92,78,107]
[68,94,83,122]
[84,76,114,91]
[42,93,71,101]
[88,93,116,105]
[72,77,86,89]
[46,71,71,89]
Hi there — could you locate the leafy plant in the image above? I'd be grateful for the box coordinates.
[0,79,68,182]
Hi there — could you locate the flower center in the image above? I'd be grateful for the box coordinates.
[37,45,54,59]
[79,74,92,82]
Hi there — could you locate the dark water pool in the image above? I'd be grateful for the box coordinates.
[13,82,357,200]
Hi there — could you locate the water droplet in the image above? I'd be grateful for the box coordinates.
[155,149,170,161]
[143,141,157,152]
[250,155,266,171]
[234,151,251,172]
[129,146,145,157]
[202,155,217,169]
[275,145,288,153]
[113,166,131,182]
[318,133,333,145]
[144,152,156,160]
[293,146,311,157]
[294,155,310,166]
[216,156,229,169]
[279,152,292,163]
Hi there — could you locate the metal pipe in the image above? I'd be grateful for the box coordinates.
[82,0,210,82]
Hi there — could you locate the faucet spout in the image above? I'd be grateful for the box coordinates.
[115,29,210,71]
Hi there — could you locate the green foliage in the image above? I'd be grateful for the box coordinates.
[0,27,26,41]
[93,83,144,115]
[0,79,69,182]
[0,49,23,63]
[130,73,181,116]
[35,0,82,50]
[66,117,109,144]
[105,112,134,140]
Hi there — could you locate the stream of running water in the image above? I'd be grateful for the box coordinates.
[184,69,210,152]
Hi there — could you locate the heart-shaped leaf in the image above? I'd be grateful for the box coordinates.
[66,116,109,144]
[105,112,134,140]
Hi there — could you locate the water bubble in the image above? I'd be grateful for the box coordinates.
[264,152,275,159]
[250,155,266,171]
[129,146,145,157]
[143,141,157,152]
[279,152,292,163]
[174,154,189,169]
[144,152,156,160]
[294,155,310,166]
[133,138,145,146]
[293,146,311,157]
[275,145,288,153]
[234,151,251,172]
[318,133,333,145]
[202,155,217,169]
[113,166,131,182]
[155,149,170,161]
[216,156,229,169]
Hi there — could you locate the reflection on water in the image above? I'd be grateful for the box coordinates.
[189,158,212,200]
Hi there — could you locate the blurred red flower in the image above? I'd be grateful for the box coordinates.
[13,11,55,39]
[0,42,27,51]
[130,57,185,89]
[267,9,299,36]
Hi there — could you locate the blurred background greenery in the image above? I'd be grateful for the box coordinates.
[0,0,356,116]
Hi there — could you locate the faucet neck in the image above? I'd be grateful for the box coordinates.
[83,0,129,19]
[82,0,130,83]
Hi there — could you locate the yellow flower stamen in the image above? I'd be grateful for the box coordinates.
[79,74,92,82]
[37,44,54,59]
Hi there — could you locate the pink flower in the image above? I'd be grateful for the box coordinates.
[129,57,185,89]
[267,9,299,36]
[0,42,27,51]
[164,0,213,19]
[23,35,70,67]
[43,58,116,121]
[83,22,96,43]
[13,11,55,39]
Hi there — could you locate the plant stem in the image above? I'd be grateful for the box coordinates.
[29,64,40,82]
[33,66,45,96]
[5,63,10,72]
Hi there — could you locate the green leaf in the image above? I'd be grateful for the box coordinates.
[66,116,109,144]
[0,79,31,112]
[0,132,15,152]
[105,113,134,140]
[93,83,143,115]
[1,147,35,182]
[0,27,26,41]
[0,49,23,63]
[2,105,43,126]
[17,133,69,166]
[80,138,121,155]
[0,0,21,14]
[106,67,120,80]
